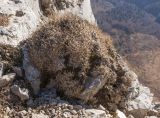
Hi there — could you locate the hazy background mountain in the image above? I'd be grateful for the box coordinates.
[91,0,160,101]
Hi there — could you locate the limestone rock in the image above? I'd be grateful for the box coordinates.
[0,0,95,47]
[40,0,96,24]
[127,81,153,111]
[0,0,42,46]
[127,109,153,118]
[125,70,154,117]
[85,109,110,118]
[127,71,140,100]
[127,115,134,118]
[98,105,106,111]
[31,113,49,118]
[126,71,154,118]
[116,110,127,118]
[18,110,28,117]
[0,73,16,87]
[11,85,29,101]
[12,66,23,77]
[145,116,158,118]
[0,62,4,77]
[22,46,40,95]
[63,111,72,118]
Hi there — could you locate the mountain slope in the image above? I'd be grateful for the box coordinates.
[91,0,160,101]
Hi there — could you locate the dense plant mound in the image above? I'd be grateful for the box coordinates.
[24,14,131,111]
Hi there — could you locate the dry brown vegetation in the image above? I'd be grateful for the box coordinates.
[0,13,10,27]
[23,14,131,111]
[0,44,25,117]
[0,44,22,72]
[25,14,112,96]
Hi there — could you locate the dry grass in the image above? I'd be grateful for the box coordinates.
[0,13,10,27]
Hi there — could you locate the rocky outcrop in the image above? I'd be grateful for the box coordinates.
[0,0,42,46]
[85,109,112,118]
[0,0,95,46]
[0,73,16,87]
[11,85,29,101]
[126,71,155,118]
[127,71,153,111]
[22,46,41,94]
[40,0,96,24]
[116,110,127,118]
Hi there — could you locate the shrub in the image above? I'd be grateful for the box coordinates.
[24,14,130,111]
